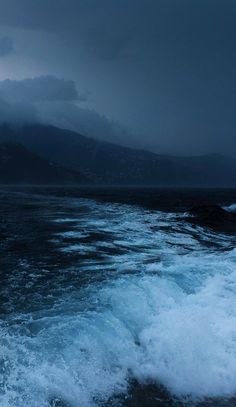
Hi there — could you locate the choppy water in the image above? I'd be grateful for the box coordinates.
[0,188,236,407]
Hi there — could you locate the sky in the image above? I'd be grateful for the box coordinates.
[0,0,235,156]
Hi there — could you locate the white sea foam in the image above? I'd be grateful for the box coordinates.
[223,203,236,213]
[57,231,89,239]
[1,199,236,406]
[1,248,236,406]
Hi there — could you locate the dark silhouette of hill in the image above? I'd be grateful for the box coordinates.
[0,123,236,186]
[0,141,90,184]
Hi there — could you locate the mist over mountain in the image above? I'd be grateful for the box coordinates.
[0,123,236,187]
[0,76,138,150]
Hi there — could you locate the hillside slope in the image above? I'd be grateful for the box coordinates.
[0,124,236,186]
[0,142,90,184]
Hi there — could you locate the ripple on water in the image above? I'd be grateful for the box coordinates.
[0,195,236,406]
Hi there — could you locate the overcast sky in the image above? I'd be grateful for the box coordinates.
[0,0,235,155]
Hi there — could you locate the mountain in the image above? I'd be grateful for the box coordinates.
[0,142,90,184]
[0,123,236,186]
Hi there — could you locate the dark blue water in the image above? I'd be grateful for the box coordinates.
[0,187,236,407]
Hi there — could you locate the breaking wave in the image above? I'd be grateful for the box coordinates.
[223,203,236,213]
[0,195,236,406]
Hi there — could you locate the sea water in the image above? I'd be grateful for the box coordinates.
[0,188,236,406]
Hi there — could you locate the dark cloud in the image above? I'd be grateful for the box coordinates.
[85,31,133,61]
[0,76,84,103]
[0,76,135,147]
[0,36,14,57]
[0,0,135,60]
[0,1,235,155]
[37,101,137,147]
[0,0,235,61]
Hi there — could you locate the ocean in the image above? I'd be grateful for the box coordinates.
[0,187,236,407]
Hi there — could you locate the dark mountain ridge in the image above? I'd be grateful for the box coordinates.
[0,123,236,186]
[0,141,90,184]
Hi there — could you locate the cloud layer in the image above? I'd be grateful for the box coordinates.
[0,76,81,103]
[0,36,14,57]
[0,1,235,155]
[0,75,136,147]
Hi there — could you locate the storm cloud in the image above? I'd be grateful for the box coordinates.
[0,75,135,147]
[0,76,82,103]
[0,0,235,155]
[0,36,13,57]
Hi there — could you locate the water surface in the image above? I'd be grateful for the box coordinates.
[0,187,236,407]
